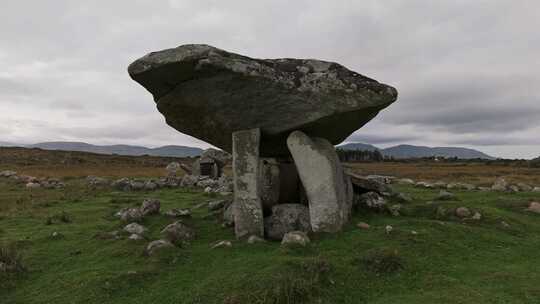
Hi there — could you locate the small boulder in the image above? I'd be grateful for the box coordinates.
[26,182,41,189]
[112,178,131,191]
[130,181,145,191]
[166,162,181,176]
[128,234,144,241]
[144,181,158,191]
[164,208,191,218]
[436,190,456,201]
[471,212,482,220]
[392,192,413,203]
[397,178,415,185]
[355,191,387,210]
[517,183,532,192]
[491,177,508,192]
[357,222,370,230]
[140,199,160,216]
[281,231,310,247]
[208,200,228,211]
[388,204,401,216]
[145,240,174,256]
[264,204,311,240]
[180,175,198,187]
[119,208,143,222]
[455,207,471,218]
[247,235,265,244]
[508,185,520,193]
[533,187,540,192]
[0,170,17,178]
[416,181,434,189]
[526,202,540,214]
[385,225,393,234]
[161,221,195,245]
[124,223,147,235]
[212,240,233,249]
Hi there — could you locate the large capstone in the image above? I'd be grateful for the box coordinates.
[128,44,397,156]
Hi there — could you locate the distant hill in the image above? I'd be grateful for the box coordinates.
[338,142,495,160]
[337,142,379,152]
[22,141,203,157]
[0,141,20,147]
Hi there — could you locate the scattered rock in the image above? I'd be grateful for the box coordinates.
[388,204,401,216]
[166,162,181,176]
[392,192,413,203]
[50,231,64,239]
[128,234,144,241]
[124,223,147,235]
[119,208,143,222]
[455,207,471,218]
[366,175,394,184]
[433,181,447,189]
[164,208,191,218]
[508,185,520,193]
[500,221,511,228]
[396,178,415,185]
[130,180,146,191]
[0,170,17,178]
[212,240,232,249]
[355,191,387,210]
[247,235,266,244]
[161,221,195,245]
[140,199,160,216]
[491,177,508,192]
[517,183,533,192]
[447,182,475,191]
[411,230,418,235]
[208,200,228,211]
[86,176,110,187]
[416,181,434,189]
[357,222,370,230]
[526,202,540,214]
[26,182,41,189]
[145,240,174,256]
[264,204,311,240]
[533,187,540,192]
[385,225,393,234]
[436,190,456,201]
[144,181,158,191]
[180,175,198,187]
[281,231,310,247]
[472,212,482,220]
[222,202,234,226]
[348,172,394,195]
[112,178,132,191]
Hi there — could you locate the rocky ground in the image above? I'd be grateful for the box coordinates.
[2,164,540,303]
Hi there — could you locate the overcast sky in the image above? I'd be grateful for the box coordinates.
[1,1,538,159]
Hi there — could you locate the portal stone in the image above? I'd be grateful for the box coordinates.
[232,128,264,239]
[287,130,350,232]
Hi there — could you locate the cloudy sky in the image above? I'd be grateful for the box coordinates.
[1,1,538,159]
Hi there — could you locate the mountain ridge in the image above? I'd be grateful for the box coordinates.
[0,141,203,158]
[338,142,495,159]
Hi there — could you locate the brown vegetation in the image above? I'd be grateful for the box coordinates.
[346,161,540,186]
[0,147,194,178]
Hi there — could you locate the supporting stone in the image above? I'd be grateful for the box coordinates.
[259,158,301,213]
[232,128,264,239]
[287,130,351,233]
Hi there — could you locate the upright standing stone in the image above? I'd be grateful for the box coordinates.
[287,130,350,233]
[232,128,264,238]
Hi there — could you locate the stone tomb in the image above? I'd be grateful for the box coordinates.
[128,44,398,239]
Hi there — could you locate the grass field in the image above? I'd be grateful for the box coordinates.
[2,172,540,303]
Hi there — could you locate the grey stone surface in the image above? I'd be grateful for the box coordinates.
[128,44,397,156]
[161,221,195,245]
[140,199,161,216]
[124,223,147,235]
[264,204,311,241]
[232,128,264,239]
[145,240,174,256]
[281,231,310,247]
[346,171,393,196]
[492,177,508,191]
[287,130,350,233]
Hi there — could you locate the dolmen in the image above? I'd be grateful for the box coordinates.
[128,44,398,239]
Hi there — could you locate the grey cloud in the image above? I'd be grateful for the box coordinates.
[0,1,539,158]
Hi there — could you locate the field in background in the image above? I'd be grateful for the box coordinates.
[347,161,540,186]
[0,147,194,178]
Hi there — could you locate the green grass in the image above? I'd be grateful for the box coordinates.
[1,180,540,304]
